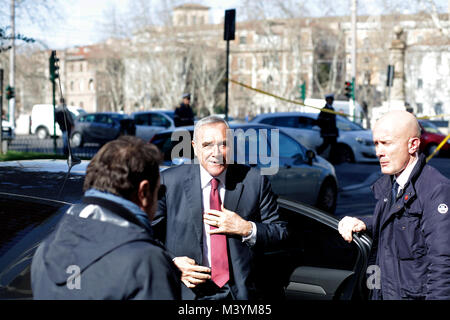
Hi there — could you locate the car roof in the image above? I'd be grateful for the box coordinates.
[0,160,88,203]
[131,110,174,115]
[153,122,276,135]
[251,112,319,120]
[251,111,361,124]
[81,112,125,116]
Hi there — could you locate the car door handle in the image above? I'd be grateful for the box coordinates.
[284,164,291,169]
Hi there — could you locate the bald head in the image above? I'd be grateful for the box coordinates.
[372,110,421,176]
[374,110,421,140]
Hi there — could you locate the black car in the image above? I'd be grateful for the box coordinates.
[0,159,371,299]
[70,112,135,148]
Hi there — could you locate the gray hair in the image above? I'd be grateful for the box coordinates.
[193,115,230,143]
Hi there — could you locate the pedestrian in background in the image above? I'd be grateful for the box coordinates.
[316,93,339,162]
[31,136,181,300]
[338,110,450,300]
[174,93,195,127]
[55,98,74,155]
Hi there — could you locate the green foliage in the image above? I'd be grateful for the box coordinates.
[0,151,66,161]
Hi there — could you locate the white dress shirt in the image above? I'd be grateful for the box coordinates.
[199,165,256,267]
[394,153,419,196]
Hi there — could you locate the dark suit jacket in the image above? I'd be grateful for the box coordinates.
[152,164,288,299]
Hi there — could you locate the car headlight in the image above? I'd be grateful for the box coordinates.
[355,137,374,146]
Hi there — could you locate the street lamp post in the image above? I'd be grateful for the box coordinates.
[9,0,15,129]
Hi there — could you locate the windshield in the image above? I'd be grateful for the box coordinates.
[161,111,175,120]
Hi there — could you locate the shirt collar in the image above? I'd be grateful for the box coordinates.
[199,164,227,189]
[394,153,419,189]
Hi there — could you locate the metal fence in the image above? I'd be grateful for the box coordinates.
[6,135,99,159]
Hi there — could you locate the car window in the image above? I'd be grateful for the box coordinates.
[259,118,276,125]
[161,111,175,120]
[0,195,65,258]
[272,117,298,128]
[135,114,150,126]
[151,114,170,128]
[84,114,96,123]
[278,131,305,158]
[95,114,109,124]
[420,121,441,134]
[336,117,364,131]
[152,131,194,162]
[297,116,317,129]
[0,194,67,299]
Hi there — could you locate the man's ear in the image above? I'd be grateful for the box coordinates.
[409,137,420,154]
[192,140,198,157]
[137,180,151,209]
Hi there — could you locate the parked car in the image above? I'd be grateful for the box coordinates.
[250,112,377,163]
[70,112,135,148]
[0,159,371,300]
[418,119,450,156]
[150,123,339,214]
[131,110,175,142]
[31,104,86,139]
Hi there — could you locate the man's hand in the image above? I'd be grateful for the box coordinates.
[204,204,252,237]
[172,256,211,288]
[338,216,366,243]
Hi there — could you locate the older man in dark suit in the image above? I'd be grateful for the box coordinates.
[152,115,288,300]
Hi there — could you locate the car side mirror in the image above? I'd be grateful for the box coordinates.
[306,149,315,165]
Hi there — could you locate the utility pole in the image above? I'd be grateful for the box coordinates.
[9,0,15,129]
[350,0,357,122]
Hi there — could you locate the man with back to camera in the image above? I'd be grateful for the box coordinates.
[31,136,181,299]
[316,94,339,161]
[55,98,74,155]
[338,110,450,300]
[152,115,289,300]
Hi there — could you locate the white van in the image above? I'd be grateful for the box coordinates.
[31,104,86,139]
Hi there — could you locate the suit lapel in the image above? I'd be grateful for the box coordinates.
[224,165,244,214]
[183,165,203,245]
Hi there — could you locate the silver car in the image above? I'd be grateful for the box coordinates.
[150,123,339,214]
[131,110,176,142]
[251,112,377,163]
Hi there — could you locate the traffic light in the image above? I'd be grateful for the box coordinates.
[299,82,306,100]
[344,80,354,99]
[49,50,59,81]
[5,85,14,100]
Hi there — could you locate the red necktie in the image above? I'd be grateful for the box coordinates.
[209,178,229,287]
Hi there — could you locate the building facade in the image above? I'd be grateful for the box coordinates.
[18,4,448,123]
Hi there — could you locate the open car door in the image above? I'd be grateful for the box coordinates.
[257,198,372,300]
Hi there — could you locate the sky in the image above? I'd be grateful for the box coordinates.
[6,0,449,50]
[11,0,241,50]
